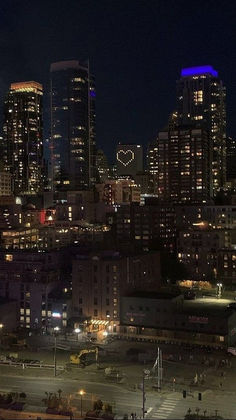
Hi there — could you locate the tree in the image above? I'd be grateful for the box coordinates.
[103,403,113,413]
[93,399,103,410]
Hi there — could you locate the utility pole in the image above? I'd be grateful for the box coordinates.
[142,371,146,419]
[54,335,57,377]
[157,347,163,391]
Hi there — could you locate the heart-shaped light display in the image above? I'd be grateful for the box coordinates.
[116,149,135,167]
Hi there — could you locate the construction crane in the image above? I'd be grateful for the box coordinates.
[70,347,99,366]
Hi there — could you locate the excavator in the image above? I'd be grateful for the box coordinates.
[70,347,99,366]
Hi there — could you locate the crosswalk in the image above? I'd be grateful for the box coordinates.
[150,393,182,419]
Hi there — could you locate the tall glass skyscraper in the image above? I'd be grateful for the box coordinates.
[176,65,226,195]
[2,81,43,195]
[50,60,96,192]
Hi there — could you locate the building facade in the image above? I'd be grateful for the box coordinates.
[116,144,143,178]
[3,81,43,195]
[50,60,96,191]
[226,137,236,181]
[0,172,12,196]
[158,126,211,203]
[176,65,226,194]
[0,250,61,329]
[72,250,161,331]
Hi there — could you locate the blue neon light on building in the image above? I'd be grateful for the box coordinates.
[181,65,218,78]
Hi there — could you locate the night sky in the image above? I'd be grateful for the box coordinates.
[1,0,236,162]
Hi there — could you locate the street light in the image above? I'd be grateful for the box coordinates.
[217,282,223,298]
[74,328,81,341]
[53,326,60,377]
[79,389,85,416]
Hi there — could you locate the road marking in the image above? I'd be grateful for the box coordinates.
[162,402,177,406]
[147,407,153,415]
[151,394,182,419]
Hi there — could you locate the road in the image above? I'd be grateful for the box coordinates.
[1,336,236,418]
[0,374,160,418]
[149,389,236,419]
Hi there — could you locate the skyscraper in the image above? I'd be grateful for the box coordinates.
[147,140,158,193]
[116,144,143,178]
[176,65,226,194]
[226,136,236,181]
[158,126,211,203]
[96,149,110,182]
[2,81,43,195]
[50,60,96,192]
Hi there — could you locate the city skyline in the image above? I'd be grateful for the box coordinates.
[0,0,236,162]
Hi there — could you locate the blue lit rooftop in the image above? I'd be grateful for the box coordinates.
[181,65,218,78]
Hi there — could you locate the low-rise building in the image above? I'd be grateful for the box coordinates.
[177,225,235,281]
[217,249,236,287]
[72,250,161,333]
[120,294,236,348]
[0,250,61,329]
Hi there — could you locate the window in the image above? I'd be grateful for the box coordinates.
[94,309,98,316]
[106,298,109,305]
[94,298,98,305]
[79,298,83,304]
[5,254,13,262]
[106,265,110,273]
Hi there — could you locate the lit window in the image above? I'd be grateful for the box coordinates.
[5,254,13,262]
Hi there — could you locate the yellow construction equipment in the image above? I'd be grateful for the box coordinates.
[70,347,98,365]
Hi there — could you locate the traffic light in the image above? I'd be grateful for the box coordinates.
[183,390,186,398]
[198,393,202,401]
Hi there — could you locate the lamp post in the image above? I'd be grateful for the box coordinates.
[79,390,85,416]
[53,326,60,377]
[217,283,222,298]
[74,328,81,341]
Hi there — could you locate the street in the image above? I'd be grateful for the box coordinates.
[1,337,236,418]
[0,374,158,418]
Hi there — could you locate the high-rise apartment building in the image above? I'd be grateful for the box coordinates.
[158,126,211,203]
[3,81,43,195]
[147,140,158,194]
[226,137,236,181]
[96,149,110,182]
[50,60,96,191]
[116,144,143,178]
[176,65,226,194]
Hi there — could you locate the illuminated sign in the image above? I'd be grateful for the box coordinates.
[117,150,135,167]
[52,312,61,318]
[188,315,208,324]
[181,66,218,78]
